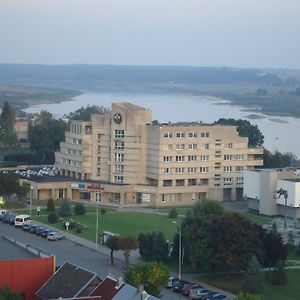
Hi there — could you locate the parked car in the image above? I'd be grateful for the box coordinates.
[167,276,179,288]
[33,225,45,234]
[35,226,47,235]
[189,288,210,299]
[182,283,202,296]
[2,213,12,223]
[0,210,8,220]
[22,224,31,231]
[47,231,65,241]
[28,224,38,233]
[209,293,229,300]
[172,279,189,293]
[41,228,53,238]
[8,214,16,225]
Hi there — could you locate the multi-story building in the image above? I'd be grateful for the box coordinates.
[31,102,263,206]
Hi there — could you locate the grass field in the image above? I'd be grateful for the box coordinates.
[199,269,300,300]
[241,212,273,225]
[19,208,181,241]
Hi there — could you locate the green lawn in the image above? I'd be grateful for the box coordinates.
[29,210,181,241]
[241,212,272,225]
[287,249,300,261]
[1,202,26,209]
[200,269,300,300]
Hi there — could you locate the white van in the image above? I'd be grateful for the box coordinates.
[15,215,31,227]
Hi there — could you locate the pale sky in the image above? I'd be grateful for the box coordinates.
[0,0,299,68]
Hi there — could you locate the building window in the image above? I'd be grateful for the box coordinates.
[199,167,208,173]
[224,155,232,160]
[188,167,197,173]
[97,133,101,140]
[188,132,197,138]
[115,130,125,138]
[175,167,184,174]
[97,167,101,176]
[163,132,173,138]
[115,140,124,150]
[164,168,171,174]
[224,177,232,187]
[188,155,197,161]
[236,154,244,160]
[228,143,233,148]
[200,155,209,161]
[236,166,244,172]
[188,144,197,150]
[224,166,232,172]
[188,179,197,186]
[176,144,185,150]
[176,132,185,138]
[163,180,173,187]
[115,164,124,174]
[114,176,124,183]
[115,153,124,162]
[176,179,185,186]
[163,156,172,162]
[237,177,244,187]
[205,143,209,149]
[176,155,184,162]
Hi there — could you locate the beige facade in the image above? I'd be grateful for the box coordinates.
[33,102,263,206]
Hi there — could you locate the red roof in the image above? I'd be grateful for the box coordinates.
[90,277,125,300]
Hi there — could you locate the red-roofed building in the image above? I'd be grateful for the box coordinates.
[90,277,125,300]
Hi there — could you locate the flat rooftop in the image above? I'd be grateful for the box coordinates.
[0,237,37,260]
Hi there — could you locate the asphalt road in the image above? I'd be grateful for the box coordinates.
[0,221,179,299]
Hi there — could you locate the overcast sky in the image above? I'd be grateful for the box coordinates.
[0,0,299,68]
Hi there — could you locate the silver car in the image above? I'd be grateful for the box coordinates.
[189,288,210,299]
[47,231,65,241]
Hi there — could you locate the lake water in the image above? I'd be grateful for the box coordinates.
[24,92,300,157]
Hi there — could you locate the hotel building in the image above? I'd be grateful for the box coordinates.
[30,102,263,206]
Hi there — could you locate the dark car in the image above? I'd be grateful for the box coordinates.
[41,228,53,238]
[28,224,38,233]
[22,224,31,231]
[8,214,16,225]
[172,279,189,293]
[2,213,13,223]
[35,226,46,235]
[181,283,202,296]
[210,293,229,300]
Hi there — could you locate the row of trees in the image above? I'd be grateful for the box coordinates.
[175,201,287,272]
[0,101,17,148]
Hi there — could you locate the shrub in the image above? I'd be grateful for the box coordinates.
[101,208,106,215]
[268,260,287,285]
[168,208,178,218]
[74,204,86,215]
[75,226,82,233]
[48,212,58,224]
[59,199,72,217]
[47,199,55,211]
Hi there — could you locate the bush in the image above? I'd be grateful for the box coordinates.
[47,199,55,211]
[75,226,82,233]
[74,204,86,215]
[59,199,72,217]
[268,260,287,285]
[168,208,178,218]
[101,208,106,215]
[48,212,58,224]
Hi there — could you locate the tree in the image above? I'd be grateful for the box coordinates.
[58,199,72,217]
[74,204,86,215]
[241,256,265,294]
[168,208,178,218]
[235,292,262,300]
[118,236,138,267]
[214,118,264,147]
[287,231,295,250]
[124,262,169,297]
[47,199,55,211]
[16,182,30,202]
[67,105,109,121]
[0,173,19,201]
[0,285,22,300]
[263,149,297,168]
[138,232,169,262]
[48,212,58,224]
[105,235,120,265]
[29,110,68,163]
[0,101,15,132]
[268,260,287,285]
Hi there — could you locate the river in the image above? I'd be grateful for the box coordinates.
[24,92,300,157]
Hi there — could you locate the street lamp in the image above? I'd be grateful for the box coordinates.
[172,221,182,280]
[275,188,288,230]
[95,191,103,249]
[29,186,33,218]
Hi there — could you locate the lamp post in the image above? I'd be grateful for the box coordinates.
[29,186,33,218]
[172,221,182,280]
[95,191,103,249]
[276,188,288,230]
